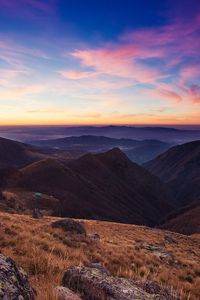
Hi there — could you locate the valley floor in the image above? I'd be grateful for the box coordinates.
[0,212,200,299]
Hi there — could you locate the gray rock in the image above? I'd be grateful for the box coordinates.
[54,286,82,300]
[51,218,86,235]
[62,265,179,300]
[164,235,177,244]
[89,233,100,241]
[141,243,176,262]
[88,263,110,275]
[0,253,35,300]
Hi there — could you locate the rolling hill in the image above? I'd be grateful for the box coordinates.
[30,135,171,164]
[0,137,83,171]
[159,202,200,235]
[144,140,200,206]
[6,148,172,226]
[0,137,47,170]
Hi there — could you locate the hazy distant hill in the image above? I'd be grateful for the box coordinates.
[144,140,200,206]
[1,125,200,143]
[30,135,171,164]
[7,148,172,225]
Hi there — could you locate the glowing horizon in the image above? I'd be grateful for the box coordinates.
[0,0,200,126]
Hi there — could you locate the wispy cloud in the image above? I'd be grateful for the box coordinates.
[0,0,57,17]
[155,89,182,103]
[59,13,200,106]
[58,70,96,80]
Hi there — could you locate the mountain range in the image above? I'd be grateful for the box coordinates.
[5,148,172,226]
[30,135,171,164]
[1,125,200,143]
[0,135,199,234]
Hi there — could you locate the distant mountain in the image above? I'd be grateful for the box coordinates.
[6,148,172,226]
[144,140,200,206]
[30,135,171,164]
[1,125,200,143]
[159,202,200,235]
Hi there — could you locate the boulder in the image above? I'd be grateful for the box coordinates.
[51,218,86,235]
[62,265,179,300]
[54,286,82,300]
[0,253,35,299]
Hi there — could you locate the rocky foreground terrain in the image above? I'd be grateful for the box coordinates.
[0,212,200,299]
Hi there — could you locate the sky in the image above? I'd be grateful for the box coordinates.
[0,0,200,125]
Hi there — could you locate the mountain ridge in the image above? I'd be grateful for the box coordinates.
[5,147,172,226]
[144,140,200,206]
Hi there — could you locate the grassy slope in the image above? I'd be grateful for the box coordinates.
[0,212,200,299]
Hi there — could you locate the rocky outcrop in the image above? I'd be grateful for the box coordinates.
[62,265,179,300]
[51,218,86,235]
[0,253,35,299]
[140,242,176,263]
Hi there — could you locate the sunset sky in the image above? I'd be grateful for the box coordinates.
[0,0,200,125]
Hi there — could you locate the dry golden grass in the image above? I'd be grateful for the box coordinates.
[0,211,200,300]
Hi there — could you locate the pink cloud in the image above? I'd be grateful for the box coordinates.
[180,65,200,85]
[63,13,200,104]
[122,14,200,57]
[156,88,182,103]
[71,47,163,84]
[58,70,95,80]
[187,84,200,103]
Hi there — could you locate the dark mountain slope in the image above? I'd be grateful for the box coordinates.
[144,140,200,206]
[159,202,200,235]
[0,137,48,169]
[0,137,84,172]
[7,148,172,226]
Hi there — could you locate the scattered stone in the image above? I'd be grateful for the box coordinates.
[0,253,35,299]
[62,265,180,300]
[54,286,82,300]
[51,218,86,235]
[89,233,100,241]
[32,208,43,219]
[141,242,176,262]
[164,235,177,244]
[142,243,160,251]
